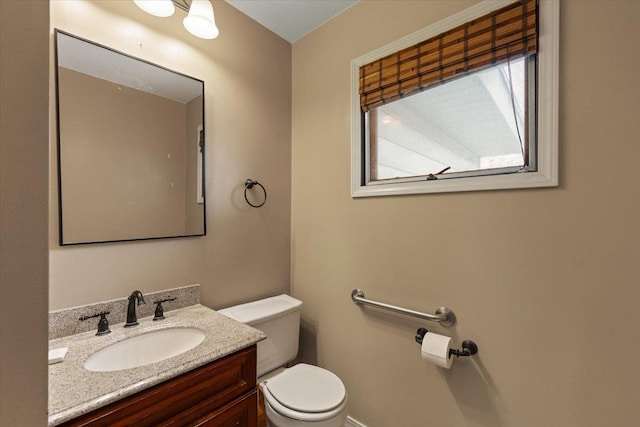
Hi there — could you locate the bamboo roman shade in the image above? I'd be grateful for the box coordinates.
[359,0,538,112]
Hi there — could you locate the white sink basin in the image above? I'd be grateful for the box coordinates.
[84,327,205,372]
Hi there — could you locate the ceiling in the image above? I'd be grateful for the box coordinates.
[224,0,359,43]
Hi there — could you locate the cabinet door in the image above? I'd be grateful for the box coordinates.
[193,390,258,427]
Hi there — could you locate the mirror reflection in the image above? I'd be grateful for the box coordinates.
[55,31,205,245]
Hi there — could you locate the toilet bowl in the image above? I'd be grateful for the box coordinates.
[218,295,348,427]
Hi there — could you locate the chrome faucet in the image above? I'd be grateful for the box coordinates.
[124,290,146,327]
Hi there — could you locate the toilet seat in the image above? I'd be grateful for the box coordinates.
[262,364,347,422]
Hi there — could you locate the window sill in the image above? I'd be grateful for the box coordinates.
[351,169,558,198]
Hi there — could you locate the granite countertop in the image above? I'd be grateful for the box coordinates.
[48,304,265,426]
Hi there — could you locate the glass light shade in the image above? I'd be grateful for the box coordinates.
[133,0,175,17]
[183,0,219,39]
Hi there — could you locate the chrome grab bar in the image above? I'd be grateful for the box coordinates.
[351,289,456,327]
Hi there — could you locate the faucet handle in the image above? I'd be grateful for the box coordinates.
[153,297,177,321]
[79,311,111,336]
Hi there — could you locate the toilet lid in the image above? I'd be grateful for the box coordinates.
[265,364,346,413]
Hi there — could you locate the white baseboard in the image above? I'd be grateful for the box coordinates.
[344,416,367,427]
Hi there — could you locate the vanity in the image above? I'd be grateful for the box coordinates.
[48,304,265,426]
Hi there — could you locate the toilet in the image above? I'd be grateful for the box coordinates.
[218,295,348,427]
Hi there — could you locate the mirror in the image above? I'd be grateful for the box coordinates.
[55,30,205,245]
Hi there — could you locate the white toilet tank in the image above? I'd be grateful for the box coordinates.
[218,295,302,377]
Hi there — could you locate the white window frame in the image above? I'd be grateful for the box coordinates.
[350,0,559,197]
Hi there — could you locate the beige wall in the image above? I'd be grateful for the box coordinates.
[58,67,189,242]
[0,0,50,425]
[49,1,291,310]
[291,1,640,426]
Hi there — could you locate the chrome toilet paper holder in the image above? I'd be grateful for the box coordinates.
[415,328,479,358]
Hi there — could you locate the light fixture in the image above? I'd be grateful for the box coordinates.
[133,0,175,18]
[133,0,219,40]
[183,0,219,40]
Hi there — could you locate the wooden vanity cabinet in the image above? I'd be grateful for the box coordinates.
[61,345,257,427]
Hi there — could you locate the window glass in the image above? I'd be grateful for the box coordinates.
[368,57,533,183]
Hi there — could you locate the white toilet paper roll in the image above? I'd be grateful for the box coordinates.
[421,332,453,369]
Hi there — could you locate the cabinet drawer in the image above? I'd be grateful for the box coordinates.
[62,345,257,427]
[178,389,257,427]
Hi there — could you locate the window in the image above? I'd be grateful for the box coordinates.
[351,0,558,197]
